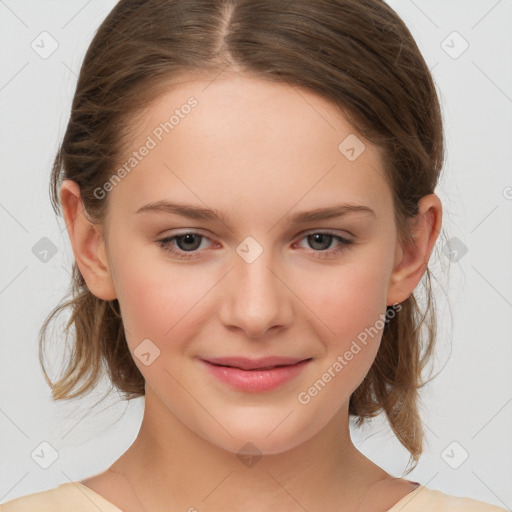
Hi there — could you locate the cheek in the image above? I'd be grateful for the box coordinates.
[112,258,214,395]
[111,250,207,348]
[293,265,389,415]
[298,254,392,397]
[305,259,390,341]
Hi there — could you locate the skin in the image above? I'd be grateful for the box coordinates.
[60,71,442,512]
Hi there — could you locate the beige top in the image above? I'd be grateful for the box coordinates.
[0,481,508,511]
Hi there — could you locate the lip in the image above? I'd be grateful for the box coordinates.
[199,356,312,392]
[202,356,308,370]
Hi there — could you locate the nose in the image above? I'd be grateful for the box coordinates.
[218,245,293,339]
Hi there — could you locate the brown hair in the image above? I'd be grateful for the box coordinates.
[40,0,445,473]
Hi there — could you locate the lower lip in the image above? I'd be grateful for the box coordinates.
[200,359,311,392]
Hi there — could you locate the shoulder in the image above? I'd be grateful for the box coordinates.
[0,484,66,511]
[387,484,509,512]
[0,482,120,512]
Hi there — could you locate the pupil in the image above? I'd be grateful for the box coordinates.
[179,234,200,251]
[309,233,331,250]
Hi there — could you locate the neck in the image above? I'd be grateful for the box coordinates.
[108,386,389,512]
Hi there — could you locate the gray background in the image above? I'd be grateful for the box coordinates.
[0,0,511,508]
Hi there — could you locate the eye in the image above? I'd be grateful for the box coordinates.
[294,230,354,259]
[157,232,213,260]
[156,230,354,260]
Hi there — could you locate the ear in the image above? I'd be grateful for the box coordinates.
[386,193,442,306]
[60,179,117,301]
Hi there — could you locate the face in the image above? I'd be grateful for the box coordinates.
[98,72,403,455]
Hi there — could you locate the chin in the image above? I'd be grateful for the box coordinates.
[214,433,307,458]
[196,412,323,458]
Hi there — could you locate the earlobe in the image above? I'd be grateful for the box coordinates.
[386,193,442,306]
[60,179,117,301]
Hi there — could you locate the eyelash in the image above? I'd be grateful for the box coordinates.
[156,230,354,260]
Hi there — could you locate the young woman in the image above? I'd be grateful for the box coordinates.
[0,1,506,511]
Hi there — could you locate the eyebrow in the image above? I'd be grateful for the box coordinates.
[134,200,376,225]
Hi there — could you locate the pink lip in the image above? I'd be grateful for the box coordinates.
[199,356,312,392]
[202,356,308,370]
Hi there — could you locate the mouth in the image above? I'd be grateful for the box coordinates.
[199,356,313,392]
[201,356,312,371]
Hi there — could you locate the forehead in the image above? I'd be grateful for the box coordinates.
[110,71,393,221]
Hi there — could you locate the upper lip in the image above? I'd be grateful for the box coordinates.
[201,356,310,370]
